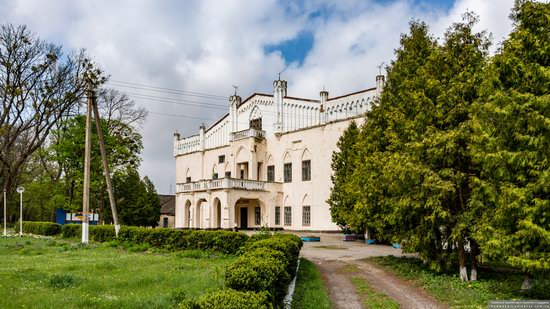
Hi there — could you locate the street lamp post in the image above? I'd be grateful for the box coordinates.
[3,189,6,236]
[16,186,24,237]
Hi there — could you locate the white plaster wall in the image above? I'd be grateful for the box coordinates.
[174,86,377,231]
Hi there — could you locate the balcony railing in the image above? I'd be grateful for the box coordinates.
[176,178,270,193]
[174,135,201,156]
[230,128,265,141]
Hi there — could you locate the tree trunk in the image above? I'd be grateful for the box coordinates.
[521,273,534,290]
[458,240,469,282]
[470,239,479,281]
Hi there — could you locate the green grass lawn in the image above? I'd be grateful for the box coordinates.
[291,258,331,309]
[369,256,550,308]
[0,236,235,308]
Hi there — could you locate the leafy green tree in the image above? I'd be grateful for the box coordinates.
[471,0,550,289]
[0,24,91,221]
[50,115,142,217]
[328,121,362,232]
[114,168,160,227]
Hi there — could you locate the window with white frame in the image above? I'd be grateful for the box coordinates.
[284,206,292,225]
[302,206,311,226]
[267,165,275,182]
[302,160,311,181]
[275,207,281,225]
[284,163,292,183]
[255,207,261,225]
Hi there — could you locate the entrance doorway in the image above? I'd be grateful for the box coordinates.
[240,207,248,229]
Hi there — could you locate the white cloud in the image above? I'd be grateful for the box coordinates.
[0,0,517,193]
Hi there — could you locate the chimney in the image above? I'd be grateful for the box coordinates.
[376,75,385,93]
[273,79,287,134]
[229,95,241,133]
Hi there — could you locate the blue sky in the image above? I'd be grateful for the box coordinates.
[0,0,516,193]
[265,0,455,66]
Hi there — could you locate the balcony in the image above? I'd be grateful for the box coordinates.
[176,178,273,193]
[230,128,265,141]
[174,135,200,156]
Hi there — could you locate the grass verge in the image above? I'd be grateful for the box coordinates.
[350,277,399,309]
[0,236,235,308]
[369,256,550,308]
[291,258,331,309]
[343,264,399,309]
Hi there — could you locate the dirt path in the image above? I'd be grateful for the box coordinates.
[298,234,447,309]
[349,260,447,309]
[314,259,363,309]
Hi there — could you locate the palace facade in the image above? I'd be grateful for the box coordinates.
[173,75,384,231]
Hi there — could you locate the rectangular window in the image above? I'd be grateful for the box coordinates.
[225,171,231,178]
[302,206,311,226]
[186,177,192,183]
[212,173,218,179]
[250,118,262,130]
[275,207,281,225]
[267,165,275,182]
[255,207,261,225]
[284,206,292,226]
[218,155,225,163]
[284,163,292,183]
[163,217,169,228]
[302,160,311,181]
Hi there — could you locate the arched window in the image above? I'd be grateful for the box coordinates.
[283,151,292,183]
[249,105,262,130]
[301,148,311,181]
[302,195,311,226]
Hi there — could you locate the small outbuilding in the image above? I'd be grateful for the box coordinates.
[158,194,175,228]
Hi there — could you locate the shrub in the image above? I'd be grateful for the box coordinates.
[241,234,303,277]
[180,289,272,309]
[61,224,81,238]
[225,248,289,300]
[16,221,61,236]
[57,225,248,254]
[89,225,117,242]
[48,274,80,289]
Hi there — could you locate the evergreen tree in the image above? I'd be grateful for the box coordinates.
[114,168,161,227]
[328,121,361,232]
[471,0,550,289]
[352,15,489,281]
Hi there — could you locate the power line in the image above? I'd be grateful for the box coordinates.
[108,80,227,100]
[148,111,216,121]
[122,91,227,111]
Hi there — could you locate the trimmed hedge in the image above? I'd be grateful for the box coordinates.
[58,224,248,254]
[180,289,272,309]
[224,233,303,305]
[16,221,61,236]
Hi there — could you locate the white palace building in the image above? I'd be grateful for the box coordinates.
[173,75,384,231]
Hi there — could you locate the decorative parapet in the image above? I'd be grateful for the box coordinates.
[230,128,265,141]
[174,134,200,156]
[176,178,274,193]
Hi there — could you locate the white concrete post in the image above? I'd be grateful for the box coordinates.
[320,90,328,124]
[273,79,287,134]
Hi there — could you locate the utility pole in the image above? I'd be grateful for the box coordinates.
[82,81,93,244]
[91,95,120,236]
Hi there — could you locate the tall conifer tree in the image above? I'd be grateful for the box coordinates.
[471,0,550,289]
